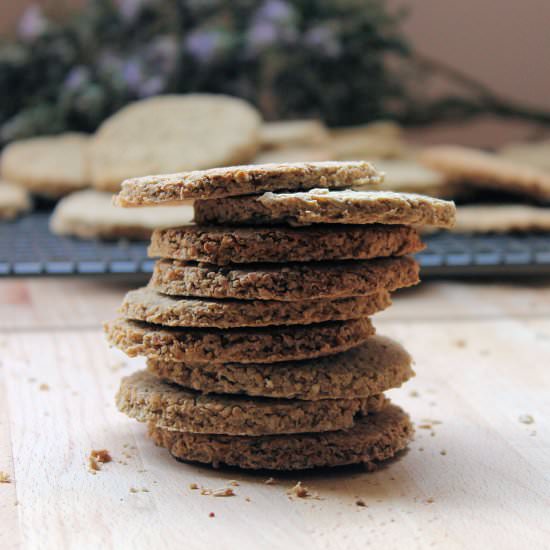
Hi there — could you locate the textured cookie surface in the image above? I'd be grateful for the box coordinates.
[148,403,413,470]
[147,335,413,400]
[117,370,385,436]
[120,287,391,328]
[149,224,425,265]
[105,317,375,363]
[90,94,261,192]
[0,133,89,197]
[115,161,381,206]
[419,145,550,200]
[150,256,420,301]
[194,189,456,228]
[50,190,194,240]
[0,181,31,220]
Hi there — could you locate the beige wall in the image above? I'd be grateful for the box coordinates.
[388,0,550,145]
[2,1,549,145]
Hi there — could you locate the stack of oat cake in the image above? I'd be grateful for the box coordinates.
[105,161,455,470]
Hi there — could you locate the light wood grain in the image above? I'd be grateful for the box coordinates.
[1,278,550,550]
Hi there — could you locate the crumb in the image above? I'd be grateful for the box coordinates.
[245,497,251,502]
[92,449,112,463]
[418,447,424,452]
[518,414,534,425]
[426,497,435,504]
[129,487,139,493]
[212,488,235,497]
[288,481,310,498]
[39,383,50,391]
[430,431,436,437]
[0,471,11,483]
[200,488,212,496]
[440,450,447,456]
[88,449,112,472]
[409,390,420,398]
[355,499,367,507]
[229,480,239,487]
[209,512,215,518]
[141,488,149,493]
[418,424,432,430]
[454,339,466,348]
[189,483,199,490]
[265,477,276,485]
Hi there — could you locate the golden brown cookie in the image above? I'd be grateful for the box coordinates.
[115,161,382,206]
[1,133,90,197]
[147,335,414,400]
[148,224,425,264]
[105,317,375,364]
[148,403,413,470]
[149,256,420,301]
[50,190,193,240]
[116,370,386,436]
[90,94,262,192]
[194,189,456,228]
[419,145,550,201]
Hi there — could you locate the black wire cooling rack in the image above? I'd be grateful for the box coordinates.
[2,212,550,277]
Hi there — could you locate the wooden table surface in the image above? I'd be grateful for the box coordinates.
[1,276,549,550]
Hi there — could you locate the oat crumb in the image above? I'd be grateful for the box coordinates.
[426,497,435,504]
[39,383,50,391]
[454,339,466,348]
[88,449,112,472]
[440,450,447,456]
[265,477,276,485]
[409,390,420,398]
[519,414,534,425]
[200,488,212,496]
[245,497,251,502]
[288,481,310,498]
[229,480,240,487]
[212,488,235,497]
[355,499,367,507]
[189,483,199,490]
[129,487,139,493]
[0,471,11,483]
[418,424,432,430]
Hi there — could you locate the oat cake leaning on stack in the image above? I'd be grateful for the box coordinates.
[105,161,456,470]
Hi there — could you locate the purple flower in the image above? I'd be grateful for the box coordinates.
[115,0,147,22]
[256,0,294,24]
[122,59,144,91]
[304,25,341,57]
[247,21,278,51]
[18,4,48,41]
[185,30,223,63]
[63,66,90,91]
[138,76,164,98]
[147,36,178,73]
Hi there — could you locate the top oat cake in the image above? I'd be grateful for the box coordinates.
[114,161,382,206]
[419,145,550,201]
[194,189,456,228]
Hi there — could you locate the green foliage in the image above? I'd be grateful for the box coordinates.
[0,0,411,145]
[2,1,548,147]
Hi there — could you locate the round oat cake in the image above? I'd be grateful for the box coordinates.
[148,403,413,470]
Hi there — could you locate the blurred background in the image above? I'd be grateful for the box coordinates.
[2,0,550,277]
